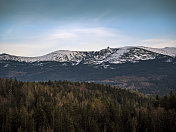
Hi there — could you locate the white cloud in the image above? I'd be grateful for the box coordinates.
[2,26,132,56]
[41,26,134,51]
[47,27,118,39]
[93,10,112,23]
[49,33,77,40]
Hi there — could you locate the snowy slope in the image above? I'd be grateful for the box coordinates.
[161,47,176,56]
[0,46,176,65]
[0,51,85,63]
[104,46,131,63]
[139,46,176,57]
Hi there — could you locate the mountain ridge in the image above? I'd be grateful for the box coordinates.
[0,46,176,94]
[0,46,176,65]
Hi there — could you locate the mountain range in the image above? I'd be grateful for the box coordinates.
[0,46,176,95]
[1,46,176,64]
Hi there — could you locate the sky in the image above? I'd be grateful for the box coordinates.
[0,0,176,56]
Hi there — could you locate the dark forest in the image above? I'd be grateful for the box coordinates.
[0,78,176,132]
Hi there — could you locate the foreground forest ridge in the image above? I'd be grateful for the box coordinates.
[0,78,176,132]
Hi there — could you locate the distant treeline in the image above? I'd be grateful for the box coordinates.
[0,78,176,132]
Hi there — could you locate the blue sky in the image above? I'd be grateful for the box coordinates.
[0,0,176,56]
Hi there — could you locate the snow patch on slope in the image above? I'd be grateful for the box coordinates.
[162,47,176,56]
[105,46,131,63]
[139,46,176,57]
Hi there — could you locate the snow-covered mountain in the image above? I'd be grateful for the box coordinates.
[161,47,176,55]
[139,46,176,57]
[0,46,176,65]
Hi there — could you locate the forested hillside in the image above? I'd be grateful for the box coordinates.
[0,78,176,132]
[1,57,176,95]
